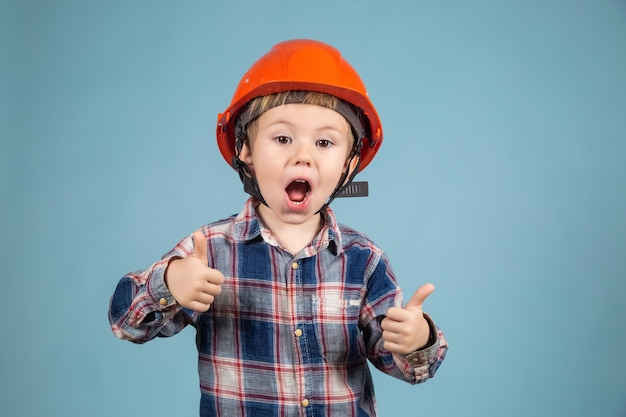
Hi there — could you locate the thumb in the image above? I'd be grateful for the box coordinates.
[404,283,435,310]
[191,230,208,262]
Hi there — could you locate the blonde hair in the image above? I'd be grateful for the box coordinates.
[241,91,354,148]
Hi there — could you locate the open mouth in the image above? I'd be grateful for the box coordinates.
[285,179,311,204]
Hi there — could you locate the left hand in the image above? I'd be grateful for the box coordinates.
[381,283,435,354]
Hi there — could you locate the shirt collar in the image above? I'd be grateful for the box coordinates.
[232,198,343,256]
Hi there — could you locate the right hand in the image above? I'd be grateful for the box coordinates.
[165,230,224,312]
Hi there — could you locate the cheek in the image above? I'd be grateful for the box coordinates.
[323,161,349,185]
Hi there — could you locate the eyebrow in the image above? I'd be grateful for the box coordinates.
[263,119,348,134]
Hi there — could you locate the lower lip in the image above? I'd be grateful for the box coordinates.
[284,192,311,212]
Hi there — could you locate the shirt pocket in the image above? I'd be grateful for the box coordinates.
[311,295,365,365]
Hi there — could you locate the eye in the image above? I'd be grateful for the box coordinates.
[274,135,292,145]
[316,138,333,148]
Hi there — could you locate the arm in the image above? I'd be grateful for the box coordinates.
[401,314,448,383]
[362,257,448,384]
[108,255,196,343]
[108,230,223,343]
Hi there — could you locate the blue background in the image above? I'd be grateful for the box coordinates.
[2,1,625,416]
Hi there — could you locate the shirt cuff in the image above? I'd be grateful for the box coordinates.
[404,313,439,367]
[147,256,180,311]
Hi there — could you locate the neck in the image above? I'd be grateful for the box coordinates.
[256,205,324,255]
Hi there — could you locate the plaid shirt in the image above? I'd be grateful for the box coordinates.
[109,198,447,416]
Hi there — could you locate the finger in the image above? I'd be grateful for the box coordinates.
[187,301,212,313]
[191,230,208,262]
[194,292,215,306]
[382,328,401,342]
[203,282,222,297]
[383,307,412,324]
[382,329,400,344]
[205,268,225,286]
[382,336,408,354]
[404,283,435,310]
[382,310,420,337]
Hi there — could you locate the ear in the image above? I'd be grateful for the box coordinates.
[239,142,254,168]
[341,154,360,187]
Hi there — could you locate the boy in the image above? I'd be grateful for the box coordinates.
[109,39,447,416]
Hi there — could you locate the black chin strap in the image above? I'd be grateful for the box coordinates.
[231,155,268,207]
[322,140,362,210]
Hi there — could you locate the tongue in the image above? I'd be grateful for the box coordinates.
[286,181,309,202]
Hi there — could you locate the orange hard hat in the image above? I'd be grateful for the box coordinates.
[216,39,383,172]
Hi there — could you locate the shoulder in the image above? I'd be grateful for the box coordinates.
[337,222,384,256]
[323,205,383,254]
[200,198,261,242]
[202,213,237,233]
[335,222,397,287]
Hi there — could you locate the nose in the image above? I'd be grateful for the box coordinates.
[292,141,312,166]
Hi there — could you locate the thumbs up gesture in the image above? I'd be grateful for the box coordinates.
[165,230,224,312]
[381,283,435,354]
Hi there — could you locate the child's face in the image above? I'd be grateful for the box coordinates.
[240,103,355,224]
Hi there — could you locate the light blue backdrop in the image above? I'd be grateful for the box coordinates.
[2,1,625,416]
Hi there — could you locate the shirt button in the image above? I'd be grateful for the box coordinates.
[159,298,168,306]
[294,328,303,337]
[301,399,310,408]
[291,261,299,270]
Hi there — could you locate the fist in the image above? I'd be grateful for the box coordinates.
[381,283,435,354]
[165,230,224,312]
